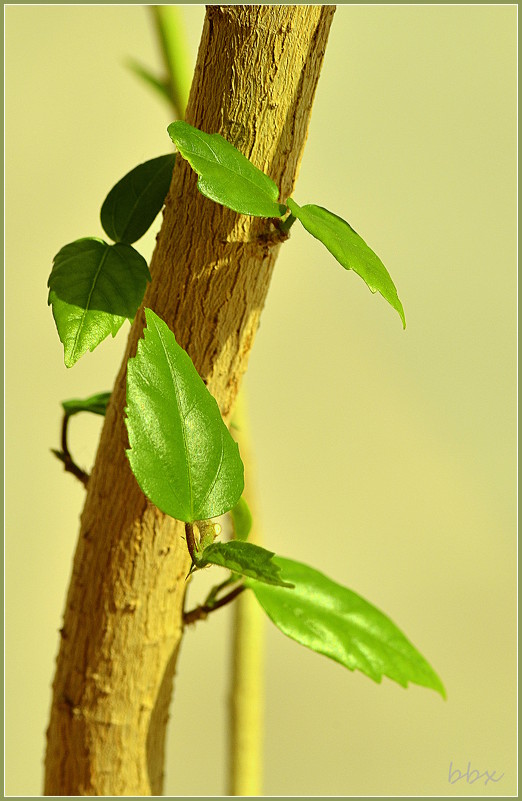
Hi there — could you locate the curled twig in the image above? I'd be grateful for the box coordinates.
[51,414,89,488]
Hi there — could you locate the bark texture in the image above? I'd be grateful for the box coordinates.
[44,6,335,795]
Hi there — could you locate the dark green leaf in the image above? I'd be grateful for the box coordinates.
[247,557,445,697]
[100,154,175,244]
[230,496,253,541]
[287,199,406,328]
[168,120,287,218]
[198,541,293,588]
[48,238,150,367]
[62,391,111,418]
[126,309,244,522]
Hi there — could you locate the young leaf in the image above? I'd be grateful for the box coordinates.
[197,541,293,588]
[62,391,111,418]
[48,238,150,367]
[100,154,175,244]
[246,557,445,697]
[126,308,244,522]
[230,496,253,541]
[286,199,406,328]
[168,120,287,218]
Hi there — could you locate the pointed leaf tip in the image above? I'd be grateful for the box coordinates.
[287,199,406,328]
[247,557,445,697]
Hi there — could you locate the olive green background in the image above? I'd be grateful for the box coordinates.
[5,5,516,796]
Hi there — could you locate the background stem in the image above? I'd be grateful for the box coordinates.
[228,393,264,796]
[149,5,191,120]
[229,588,265,795]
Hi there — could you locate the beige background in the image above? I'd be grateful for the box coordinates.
[5,5,517,796]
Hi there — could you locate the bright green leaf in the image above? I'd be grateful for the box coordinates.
[168,120,287,218]
[287,199,406,328]
[230,496,253,541]
[198,541,293,588]
[62,391,111,418]
[125,309,244,522]
[246,557,445,697]
[100,154,175,244]
[48,238,150,367]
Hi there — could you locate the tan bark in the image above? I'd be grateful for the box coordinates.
[44,6,335,796]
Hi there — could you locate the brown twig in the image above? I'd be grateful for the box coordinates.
[183,584,246,626]
[51,414,89,488]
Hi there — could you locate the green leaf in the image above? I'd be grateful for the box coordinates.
[198,541,293,588]
[167,120,287,218]
[125,308,244,522]
[100,154,175,244]
[246,557,445,697]
[286,199,406,328]
[230,496,253,541]
[48,238,150,367]
[61,391,111,418]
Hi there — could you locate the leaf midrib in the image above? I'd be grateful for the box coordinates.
[195,428,225,516]
[296,205,404,321]
[180,130,277,203]
[69,244,111,362]
[155,322,194,520]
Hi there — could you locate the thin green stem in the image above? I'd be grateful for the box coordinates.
[184,583,246,626]
[229,588,264,795]
[228,392,264,796]
[203,574,238,608]
[278,211,297,234]
[149,6,192,120]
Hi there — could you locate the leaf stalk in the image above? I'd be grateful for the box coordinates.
[51,413,89,488]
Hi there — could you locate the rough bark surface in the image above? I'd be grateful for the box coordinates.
[44,6,335,796]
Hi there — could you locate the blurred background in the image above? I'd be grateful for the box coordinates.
[5,5,516,796]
